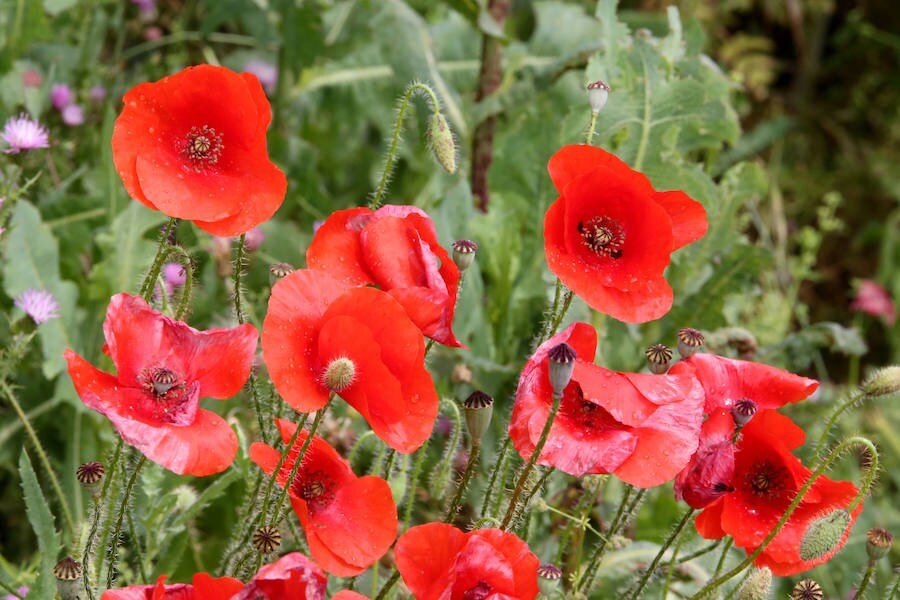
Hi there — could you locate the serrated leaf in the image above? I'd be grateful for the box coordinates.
[3,202,80,378]
[91,202,166,297]
[19,451,60,600]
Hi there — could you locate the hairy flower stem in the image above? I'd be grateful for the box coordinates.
[813,388,864,459]
[107,455,147,588]
[82,440,123,600]
[480,436,510,519]
[444,443,481,523]
[855,561,877,599]
[624,508,695,599]
[538,279,574,345]
[138,218,177,300]
[370,82,442,210]
[501,393,563,530]
[557,476,606,571]
[161,245,194,321]
[712,537,733,579]
[510,467,554,528]
[403,440,429,529]
[689,436,879,599]
[887,567,900,599]
[577,486,646,593]
[0,379,76,543]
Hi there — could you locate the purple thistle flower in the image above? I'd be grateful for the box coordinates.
[4,586,28,600]
[14,289,60,324]
[163,262,187,288]
[243,226,265,252]
[51,84,74,110]
[61,104,85,126]
[89,85,107,103]
[244,59,278,94]
[2,114,50,154]
[130,0,155,14]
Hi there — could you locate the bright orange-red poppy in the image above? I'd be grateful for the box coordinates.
[306,205,464,347]
[235,552,327,599]
[100,573,243,599]
[65,294,257,476]
[262,268,438,453]
[544,145,707,323]
[694,411,862,575]
[250,419,398,576]
[509,322,705,487]
[395,523,540,600]
[112,64,286,236]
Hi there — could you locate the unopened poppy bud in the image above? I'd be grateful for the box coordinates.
[791,579,823,600]
[547,343,577,397]
[252,525,282,555]
[323,357,356,392]
[537,563,562,596]
[645,343,672,374]
[731,398,757,428]
[799,509,852,561]
[586,80,610,113]
[269,262,295,286]
[862,365,900,398]
[451,239,478,272]
[463,390,493,447]
[428,112,457,174]
[865,527,893,561]
[53,556,82,600]
[76,461,105,494]
[677,327,705,358]
[737,566,771,600]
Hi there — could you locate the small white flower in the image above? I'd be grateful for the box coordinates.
[2,114,50,154]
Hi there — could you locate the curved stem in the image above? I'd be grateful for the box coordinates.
[689,436,878,599]
[107,455,147,588]
[624,508,695,600]
[813,388,864,458]
[370,82,442,210]
[444,444,481,523]
[0,379,76,542]
[138,218,177,300]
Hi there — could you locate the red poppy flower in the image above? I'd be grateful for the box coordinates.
[111,64,287,236]
[100,573,243,599]
[250,418,398,576]
[306,205,464,347]
[669,353,818,414]
[395,523,540,600]
[674,409,736,509]
[262,268,438,453]
[544,144,707,323]
[509,322,705,487]
[65,293,257,476]
[234,552,327,599]
[333,593,369,600]
[694,410,862,575]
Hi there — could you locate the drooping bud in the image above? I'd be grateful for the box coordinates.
[428,112,457,174]
[799,509,852,561]
[586,80,610,113]
[323,357,356,392]
[269,262,295,286]
[865,527,893,561]
[791,579,823,600]
[463,390,494,447]
[451,239,478,272]
[645,343,672,374]
[676,327,705,358]
[737,566,771,600]
[76,461,105,494]
[53,556,82,600]
[862,365,900,398]
[547,343,577,397]
[537,563,563,596]
[252,525,282,555]
[731,398,758,428]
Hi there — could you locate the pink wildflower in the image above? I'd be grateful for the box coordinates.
[14,289,60,324]
[852,280,896,326]
[2,114,50,153]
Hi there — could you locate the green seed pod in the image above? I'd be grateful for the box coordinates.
[865,527,893,561]
[428,112,457,174]
[463,390,493,447]
[737,567,772,600]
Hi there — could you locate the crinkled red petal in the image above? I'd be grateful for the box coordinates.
[305,207,375,286]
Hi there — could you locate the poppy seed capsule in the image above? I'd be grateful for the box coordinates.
[269,262,295,286]
[799,509,852,561]
[463,390,493,447]
[76,461,105,493]
[645,343,672,374]
[677,327,705,358]
[737,566,771,600]
[428,112,457,174]
[537,563,562,596]
[586,80,610,113]
[451,239,478,272]
[865,527,893,561]
[53,556,82,600]
[547,343,577,397]
[731,398,758,428]
[791,579,823,600]
[323,357,356,392]
[252,525,282,555]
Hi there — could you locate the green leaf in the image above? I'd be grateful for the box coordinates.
[90,202,166,299]
[42,0,77,16]
[19,450,60,600]
[3,202,80,378]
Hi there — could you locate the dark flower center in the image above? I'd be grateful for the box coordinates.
[578,216,625,259]
[139,366,184,398]
[290,469,336,513]
[182,125,223,171]
[300,480,325,500]
[462,581,493,600]
[746,461,787,498]
[563,384,622,431]
[135,364,197,425]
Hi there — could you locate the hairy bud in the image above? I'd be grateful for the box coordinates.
[428,112,457,174]
[737,567,771,600]
[799,509,852,562]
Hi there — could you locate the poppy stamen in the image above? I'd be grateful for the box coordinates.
[578,216,625,259]
[182,125,223,170]
[462,581,494,600]
[300,480,325,500]
[746,461,786,498]
[138,365,184,398]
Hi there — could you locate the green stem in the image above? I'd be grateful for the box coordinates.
[233,233,247,324]
[813,388,864,458]
[712,537,733,580]
[887,566,900,599]
[576,485,643,593]
[375,571,402,600]
[82,440,123,600]
[624,508,695,600]
[269,405,331,525]
[403,440,429,529]
[481,437,510,519]
[256,411,309,530]
[0,379,76,542]
[0,581,24,599]
[855,562,877,599]
[444,444,481,523]
[586,110,600,145]
[689,436,878,599]
[510,467,554,529]
[107,455,147,588]
[500,393,563,530]
[370,82,442,210]
[138,218,177,300]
